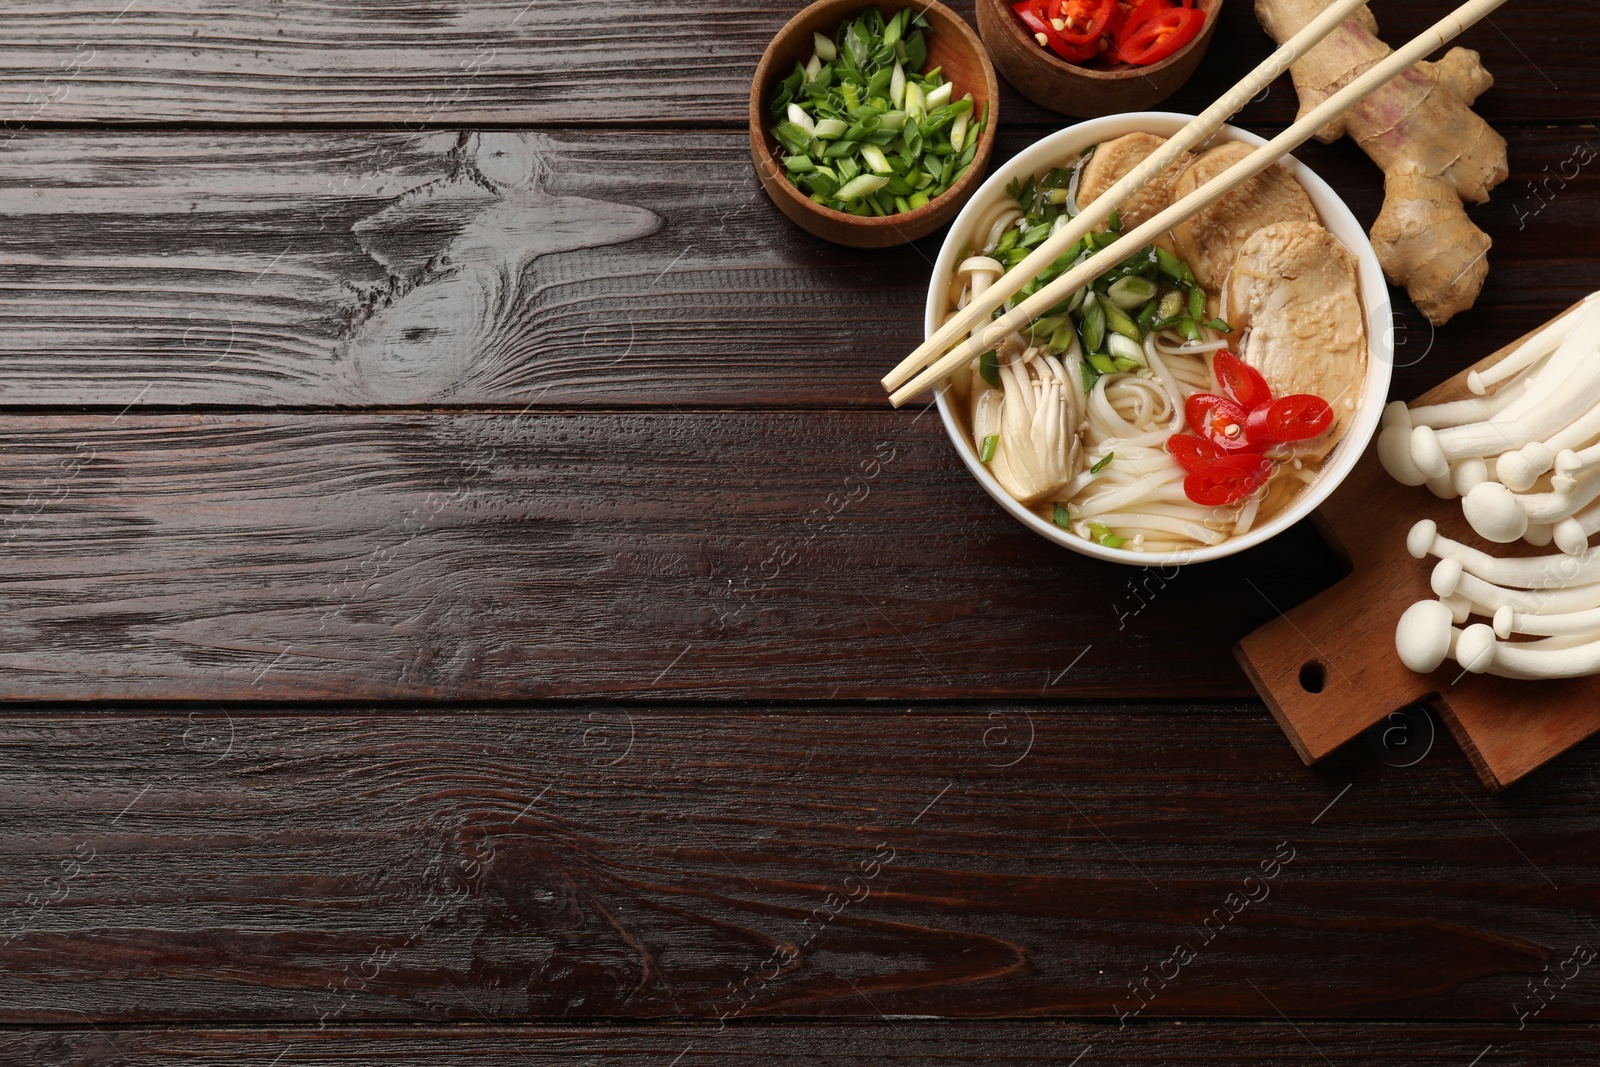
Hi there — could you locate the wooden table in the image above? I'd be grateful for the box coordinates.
[0,2,1596,1062]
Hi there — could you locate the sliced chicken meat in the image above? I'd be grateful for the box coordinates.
[1076,132,1193,236]
[1170,141,1318,291]
[1226,220,1367,456]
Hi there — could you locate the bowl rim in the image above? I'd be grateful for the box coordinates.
[975,0,1223,83]
[747,0,1000,231]
[925,110,1395,567]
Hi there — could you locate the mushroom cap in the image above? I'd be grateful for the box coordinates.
[1380,425,1429,486]
[1410,425,1449,480]
[1381,400,1414,431]
[1431,557,1465,598]
[1407,519,1440,560]
[1493,605,1515,639]
[1452,457,1490,496]
[1456,624,1499,675]
[1395,600,1456,674]
[1555,517,1590,556]
[1526,523,1555,547]
[1496,442,1552,493]
[1462,481,1530,543]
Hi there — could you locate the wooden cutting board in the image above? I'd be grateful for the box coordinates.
[1236,304,1600,791]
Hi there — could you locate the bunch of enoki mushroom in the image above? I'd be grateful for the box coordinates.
[1383,295,1600,679]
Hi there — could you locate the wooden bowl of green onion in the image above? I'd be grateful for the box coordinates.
[750,0,1001,248]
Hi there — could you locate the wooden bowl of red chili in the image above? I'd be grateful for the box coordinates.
[975,0,1222,117]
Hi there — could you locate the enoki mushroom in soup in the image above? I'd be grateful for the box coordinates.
[946,132,1367,553]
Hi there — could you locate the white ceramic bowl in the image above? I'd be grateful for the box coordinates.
[926,111,1394,566]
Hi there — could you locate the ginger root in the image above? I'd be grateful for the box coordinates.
[1255,0,1509,324]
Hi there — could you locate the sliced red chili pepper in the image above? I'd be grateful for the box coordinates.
[1184,453,1273,507]
[1049,0,1118,47]
[1186,392,1254,452]
[1246,393,1335,445]
[1213,351,1273,412]
[1115,6,1204,65]
[1167,433,1225,474]
[1013,0,1096,61]
[1110,0,1194,60]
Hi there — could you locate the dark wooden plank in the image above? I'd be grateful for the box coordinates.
[0,706,1595,1022]
[0,1,1590,125]
[2,1022,1597,1064]
[0,410,1343,701]
[0,126,1591,408]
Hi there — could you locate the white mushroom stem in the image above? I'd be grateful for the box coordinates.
[1440,593,1473,624]
[1396,602,1600,679]
[1460,464,1600,543]
[1379,392,1524,486]
[1554,442,1600,491]
[1408,519,1600,588]
[1454,625,1600,679]
[1494,602,1600,638]
[1431,557,1600,614]
[1408,300,1600,478]
[1495,394,1600,491]
[1383,382,1526,432]
[1464,290,1600,395]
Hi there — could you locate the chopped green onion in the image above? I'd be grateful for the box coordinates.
[1090,452,1114,474]
[1107,275,1157,310]
[1087,352,1117,375]
[813,117,848,140]
[1137,299,1159,332]
[1155,246,1193,284]
[860,143,893,174]
[1079,359,1098,393]
[768,10,979,216]
[979,434,999,463]
[1106,208,1121,233]
[786,103,816,137]
[1204,317,1234,333]
[1188,285,1206,322]
[1080,293,1106,354]
[835,173,889,201]
[1087,521,1126,549]
[1157,290,1184,321]
[978,349,1000,388]
[1102,300,1142,342]
[1053,503,1072,529]
[1107,332,1145,365]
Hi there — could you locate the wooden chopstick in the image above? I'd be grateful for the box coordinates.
[888,0,1509,408]
[879,0,1373,395]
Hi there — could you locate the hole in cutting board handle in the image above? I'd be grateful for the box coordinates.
[1299,661,1326,694]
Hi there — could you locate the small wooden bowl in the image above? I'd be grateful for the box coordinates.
[974,0,1222,117]
[749,0,1000,249]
